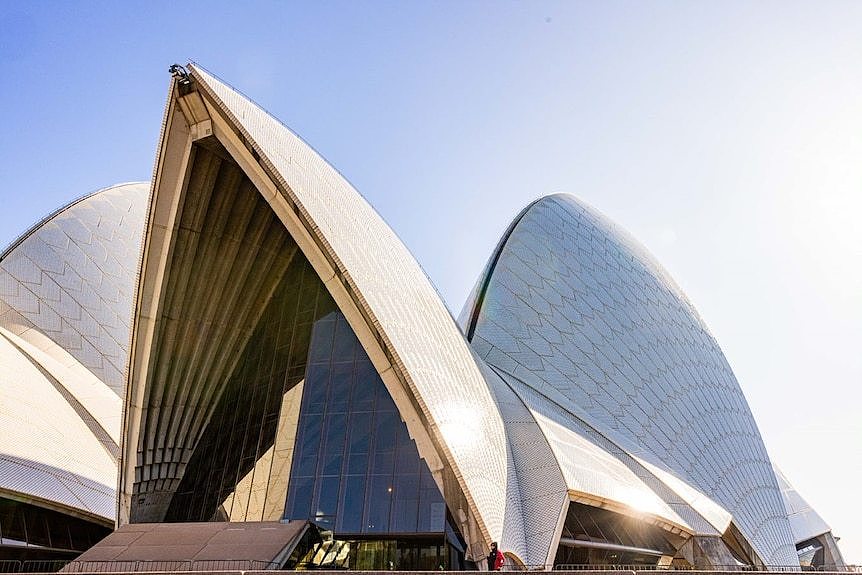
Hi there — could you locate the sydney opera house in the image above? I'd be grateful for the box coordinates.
[0,64,847,571]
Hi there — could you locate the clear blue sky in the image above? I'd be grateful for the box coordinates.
[2,0,860,563]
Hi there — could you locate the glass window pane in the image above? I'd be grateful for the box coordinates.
[287,476,314,519]
[332,318,357,362]
[417,501,447,533]
[352,361,377,411]
[296,453,318,477]
[298,415,323,458]
[320,449,344,478]
[418,469,446,532]
[304,363,330,414]
[419,544,443,570]
[315,476,340,522]
[321,451,344,475]
[371,449,395,475]
[338,475,366,533]
[390,473,420,533]
[347,452,369,475]
[47,516,72,549]
[69,523,92,551]
[324,413,347,448]
[373,411,398,452]
[366,475,393,533]
[395,443,420,474]
[348,412,372,453]
[309,318,335,363]
[355,343,371,365]
[328,362,353,413]
[374,378,397,412]
[0,499,26,544]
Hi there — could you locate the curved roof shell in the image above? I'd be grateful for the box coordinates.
[121,66,509,560]
[0,182,148,523]
[773,465,832,545]
[461,194,798,566]
[0,183,149,395]
[192,65,508,534]
[0,328,116,522]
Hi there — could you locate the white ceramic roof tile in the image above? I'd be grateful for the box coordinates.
[479,361,568,567]
[773,465,831,544]
[0,183,148,395]
[463,194,798,566]
[533,408,684,525]
[635,454,732,533]
[0,327,122,444]
[0,331,115,519]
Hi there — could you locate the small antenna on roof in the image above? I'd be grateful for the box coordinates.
[168,64,191,85]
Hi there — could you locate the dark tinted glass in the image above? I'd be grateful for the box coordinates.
[390,473,420,533]
[553,501,678,567]
[284,312,449,536]
[159,238,451,536]
[338,475,367,533]
[0,497,109,551]
[288,476,314,519]
[365,475,393,533]
[164,254,335,522]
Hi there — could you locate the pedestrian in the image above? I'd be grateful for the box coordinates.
[487,542,504,571]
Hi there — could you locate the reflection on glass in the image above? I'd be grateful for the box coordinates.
[155,239,467,568]
[164,254,335,522]
[553,501,678,567]
[339,475,366,533]
[284,312,449,537]
[391,473,420,533]
[366,475,392,533]
[293,537,456,570]
[262,380,304,520]
[288,476,314,519]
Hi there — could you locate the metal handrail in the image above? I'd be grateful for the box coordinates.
[0,559,280,574]
[551,567,858,573]
[0,559,857,573]
[65,560,279,572]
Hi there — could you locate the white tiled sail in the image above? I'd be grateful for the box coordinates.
[190,65,510,546]
[773,465,831,545]
[0,183,149,396]
[0,330,116,520]
[0,183,148,523]
[462,194,799,566]
[479,361,569,567]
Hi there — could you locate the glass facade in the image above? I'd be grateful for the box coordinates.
[284,311,447,535]
[165,251,334,522]
[554,502,677,567]
[162,243,465,568]
[291,537,455,571]
[796,538,826,569]
[0,498,109,559]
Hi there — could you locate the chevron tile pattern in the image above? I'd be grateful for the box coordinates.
[465,194,798,566]
[0,183,148,395]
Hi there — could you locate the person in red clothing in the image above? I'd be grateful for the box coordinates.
[487,542,505,571]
